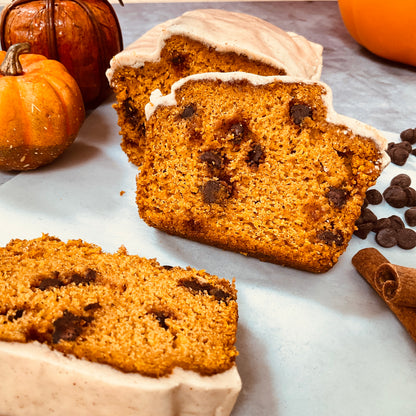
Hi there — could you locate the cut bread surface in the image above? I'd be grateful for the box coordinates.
[137,73,387,273]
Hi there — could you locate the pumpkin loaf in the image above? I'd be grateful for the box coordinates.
[106,9,323,165]
[0,234,241,416]
[137,72,389,273]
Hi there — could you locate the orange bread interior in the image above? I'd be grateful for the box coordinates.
[136,76,385,273]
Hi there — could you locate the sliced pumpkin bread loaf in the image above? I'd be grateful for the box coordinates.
[0,234,240,416]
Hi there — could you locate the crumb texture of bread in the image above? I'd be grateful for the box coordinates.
[110,35,285,165]
[136,75,385,273]
[0,235,238,377]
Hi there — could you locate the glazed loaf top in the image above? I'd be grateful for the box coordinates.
[0,341,241,416]
[106,9,323,82]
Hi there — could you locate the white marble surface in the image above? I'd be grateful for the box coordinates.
[1,2,416,416]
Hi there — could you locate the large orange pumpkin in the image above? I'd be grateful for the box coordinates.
[338,0,416,67]
[0,0,123,108]
[0,43,85,171]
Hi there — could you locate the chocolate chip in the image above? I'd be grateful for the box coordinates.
[36,269,97,290]
[200,151,223,169]
[181,104,196,119]
[336,149,354,159]
[391,147,410,166]
[84,302,101,312]
[376,228,398,248]
[365,189,383,205]
[122,98,139,124]
[84,268,97,281]
[69,268,97,285]
[391,173,411,188]
[68,273,85,285]
[200,180,230,204]
[38,277,64,291]
[383,185,408,208]
[162,265,173,270]
[387,143,410,166]
[327,187,348,208]
[7,309,24,322]
[152,311,170,330]
[247,144,264,167]
[354,222,374,239]
[229,122,245,143]
[398,141,413,152]
[404,187,416,207]
[396,228,416,250]
[389,215,405,230]
[181,278,209,292]
[357,208,377,225]
[317,230,344,246]
[290,103,312,125]
[170,52,189,72]
[26,327,49,343]
[412,149,416,157]
[373,217,392,233]
[52,311,92,343]
[171,54,185,66]
[208,287,232,303]
[405,208,416,227]
[179,277,234,303]
[400,128,416,144]
[14,309,24,318]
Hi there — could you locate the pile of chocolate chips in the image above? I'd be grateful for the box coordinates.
[386,127,416,165]
[354,128,416,250]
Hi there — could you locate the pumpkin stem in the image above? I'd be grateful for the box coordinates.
[0,42,31,76]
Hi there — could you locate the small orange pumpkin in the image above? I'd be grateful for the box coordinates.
[338,0,416,67]
[0,42,85,171]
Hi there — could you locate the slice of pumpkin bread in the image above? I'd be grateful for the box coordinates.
[137,72,389,273]
[0,234,240,416]
[106,9,323,166]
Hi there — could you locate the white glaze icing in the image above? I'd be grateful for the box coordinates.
[0,341,241,416]
[145,71,389,170]
[106,9,323,82]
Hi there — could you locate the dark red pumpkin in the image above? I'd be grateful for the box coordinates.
[0,0,123,108]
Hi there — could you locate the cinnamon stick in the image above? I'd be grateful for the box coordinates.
[375,263,416,307]
[352,248,416,343]
[351,248,389,288]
